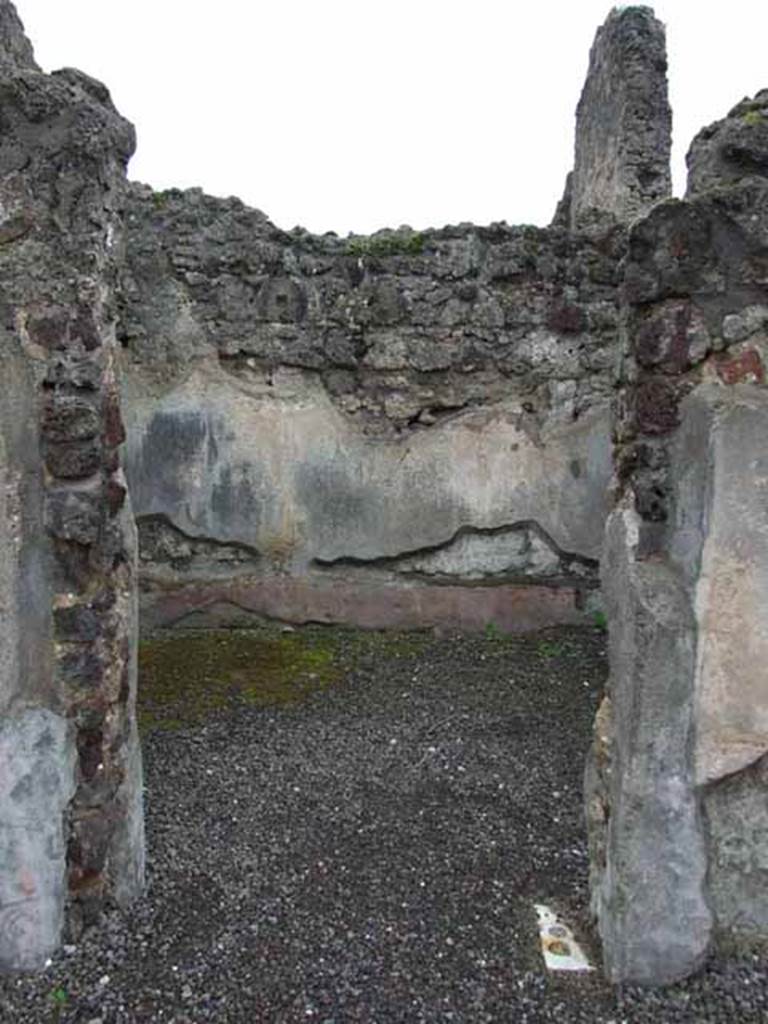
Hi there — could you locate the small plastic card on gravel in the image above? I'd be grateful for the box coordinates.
[534,904,594,972]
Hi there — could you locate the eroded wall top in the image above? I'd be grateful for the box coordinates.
[687,89,768,196]
[113,6,675,632]
[563,6,672,231]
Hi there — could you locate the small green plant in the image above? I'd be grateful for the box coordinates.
[484,621,501,641]
[49,986,68,1018]
[538,639,565,659]
[592,609,608,631]
[742,109,765,128]
[151,188,182,210]
[345,230,426,258]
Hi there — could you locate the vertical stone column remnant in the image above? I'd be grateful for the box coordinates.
[589,91,768,984]
[0,1,143,970]
[562,6,672,232]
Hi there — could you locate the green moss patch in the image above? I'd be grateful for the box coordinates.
[138,626,339,733]
[345,229,426,258]
[741,109,765,128]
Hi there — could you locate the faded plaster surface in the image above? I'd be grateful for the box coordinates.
[123,361,610,630]
[124,364,611,566]
[0,328,53,715]
[0,710,76,971]
[688,386,768,785]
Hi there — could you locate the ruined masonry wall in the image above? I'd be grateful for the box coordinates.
[0,7,143,970]
[7,0,765,991]
[117,196,624,632]
[588,96,768,983]
[117,6,671,636]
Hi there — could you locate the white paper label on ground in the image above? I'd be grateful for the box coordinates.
[534,904,594,972]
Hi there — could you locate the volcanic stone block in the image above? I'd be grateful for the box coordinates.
[687,90,768,197]
[567,7,672,230]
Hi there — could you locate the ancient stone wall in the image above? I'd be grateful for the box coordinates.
[588,92,768,984]
[115,6,673,638]
[0,3,143,971]
[116,182,623,633]
[2,0,766,990]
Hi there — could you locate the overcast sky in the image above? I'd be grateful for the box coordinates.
[17,1,768,235]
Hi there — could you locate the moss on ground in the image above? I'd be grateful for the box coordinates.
[138,626,338,732]
[137,624,434,733]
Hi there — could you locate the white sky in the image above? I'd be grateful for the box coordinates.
[17,1,768,236]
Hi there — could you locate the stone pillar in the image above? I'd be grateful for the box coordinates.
[556,7,672,232]
[0,1,143,971]
[588,91,768,984]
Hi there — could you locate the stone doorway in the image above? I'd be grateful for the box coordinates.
[1,1,767,991]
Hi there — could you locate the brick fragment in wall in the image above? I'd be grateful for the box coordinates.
[714,347,765,385]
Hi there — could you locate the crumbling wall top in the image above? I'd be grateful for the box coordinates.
[0,0,37,70]
[564,6,672,232]
[686,89,768,196]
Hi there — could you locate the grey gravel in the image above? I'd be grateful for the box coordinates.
[1,626,766,1023]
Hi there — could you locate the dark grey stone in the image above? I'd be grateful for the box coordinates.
[567,7,672,230]
[705,753,768,939]
[596,503,712,985]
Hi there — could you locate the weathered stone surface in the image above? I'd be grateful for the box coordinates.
[705,753,768,940]
[685,386,768,785]
[0,0,35,71]
[122,362,609,628]
[140,575,587,635]
[593,132,768,982]
[3,0,767,990]
[565,6,672,231]
[0,710,76,971]
[595,501,711,985]
[0,0,143,970]
[687,90,768,197]
[118,188,622,629]
[120,190,624,439]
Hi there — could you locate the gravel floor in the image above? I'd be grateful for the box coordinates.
[1,625,767,1023]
